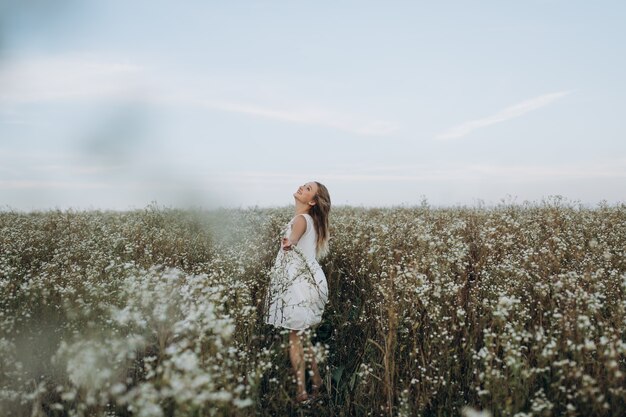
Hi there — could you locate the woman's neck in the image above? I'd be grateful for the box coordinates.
[294,200,311,215]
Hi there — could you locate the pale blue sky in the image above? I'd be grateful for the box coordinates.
[1,1,625,210]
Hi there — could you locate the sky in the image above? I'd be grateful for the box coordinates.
[1,1,625,211]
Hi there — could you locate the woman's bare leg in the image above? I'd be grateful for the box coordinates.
[307,340,323,394]
[289,330,307,400]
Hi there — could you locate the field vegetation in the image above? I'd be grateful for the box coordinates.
[1,197,625,416]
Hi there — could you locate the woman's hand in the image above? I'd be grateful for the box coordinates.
[281,237,293,251]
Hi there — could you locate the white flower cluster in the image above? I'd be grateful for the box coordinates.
[45,264,259,416]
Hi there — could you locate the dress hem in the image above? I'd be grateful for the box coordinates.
[266,322,320,331]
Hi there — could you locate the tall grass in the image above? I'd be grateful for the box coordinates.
[1,198,624,416]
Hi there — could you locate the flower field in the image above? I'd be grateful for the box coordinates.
[1,197,625,416]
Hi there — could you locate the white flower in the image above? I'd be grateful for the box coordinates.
[171,350,199,371]
[461,405,492,417]
[233,397,254,408]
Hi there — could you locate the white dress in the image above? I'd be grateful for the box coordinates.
[264,213,329,331]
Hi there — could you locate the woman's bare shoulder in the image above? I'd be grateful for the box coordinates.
[289,214,309,231]
[291,213,311,221]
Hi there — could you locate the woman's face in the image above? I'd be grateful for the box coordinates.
[294,181,318,206]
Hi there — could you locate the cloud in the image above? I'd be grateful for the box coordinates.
[195,99,398,136]
[30,164,124,175]
[0,52,398,136]
[211,158,626,184]
[0,180,114,190]
[0,53,145,103]
[435,91,571,140]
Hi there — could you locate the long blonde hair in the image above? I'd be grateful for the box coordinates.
[309,181,331,260]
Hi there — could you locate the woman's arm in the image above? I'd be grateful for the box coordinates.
[281,215,307,250]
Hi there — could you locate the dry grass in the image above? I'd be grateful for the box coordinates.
[0,197,625,416]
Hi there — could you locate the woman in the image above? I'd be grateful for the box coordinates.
[264,181,331,405]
